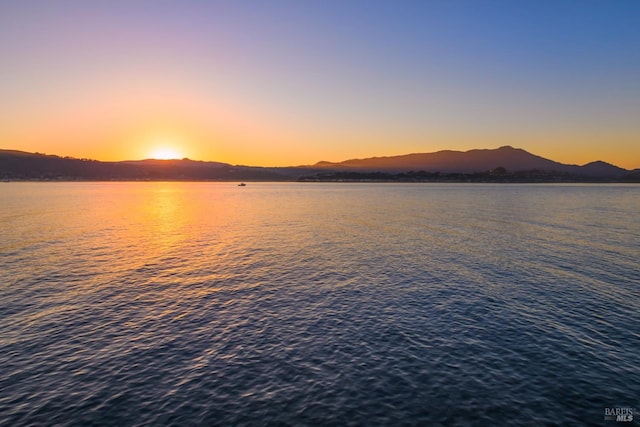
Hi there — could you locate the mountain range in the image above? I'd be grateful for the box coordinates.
[311,146,629,177]
[1,146,637,182]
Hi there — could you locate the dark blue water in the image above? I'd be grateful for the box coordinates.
[1,183,638,426]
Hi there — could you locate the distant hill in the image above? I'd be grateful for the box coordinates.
[120,158,229,168]
[0,146,634,181]
[312,146,628,177]
[0,150,288,181]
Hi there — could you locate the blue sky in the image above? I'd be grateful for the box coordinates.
[1,0,639,167]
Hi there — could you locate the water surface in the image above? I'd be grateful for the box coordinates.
[1,183,638,426]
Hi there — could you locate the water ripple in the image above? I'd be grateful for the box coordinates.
[1,183,638,426]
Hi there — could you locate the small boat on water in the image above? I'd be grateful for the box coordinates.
[238,182,246,186]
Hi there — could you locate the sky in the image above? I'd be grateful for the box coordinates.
[1,1,639,168]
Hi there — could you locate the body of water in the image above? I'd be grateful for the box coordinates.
[1,182,638,426]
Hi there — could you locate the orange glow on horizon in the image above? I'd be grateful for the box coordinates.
[149,147,183,160]
[139,130,191,160]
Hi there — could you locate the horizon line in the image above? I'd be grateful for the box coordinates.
[2,146,636,171]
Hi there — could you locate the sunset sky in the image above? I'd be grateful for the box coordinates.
[1,1,639,168]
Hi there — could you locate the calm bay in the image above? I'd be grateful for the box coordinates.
[1,182,638,426]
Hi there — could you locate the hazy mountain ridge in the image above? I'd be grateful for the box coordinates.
[0,150,287,181]
[120,158,229,168]
[0,146,635,181]
[312,146,628,177]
